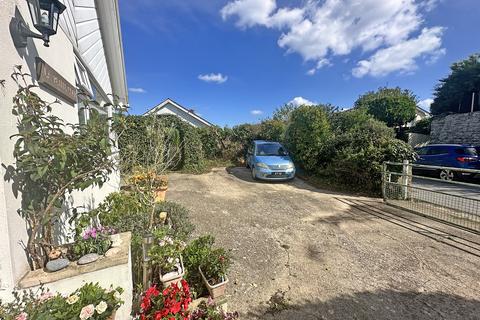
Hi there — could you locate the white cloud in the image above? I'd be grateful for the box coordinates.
[251,109,263,115]
[129,87,146,93]
[418,98,434,111]
[352,27,444,77]
[198,73,228,84]
[221,0,276,28]
[221,0,445,77]
[288,96,316,107]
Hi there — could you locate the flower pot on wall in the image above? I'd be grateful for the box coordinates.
[159,255,185,288]
[199,267,229,300]
[154,186,168,203]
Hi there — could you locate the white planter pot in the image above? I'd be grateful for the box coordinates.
[159,255,185,288]
[199,266,229,300]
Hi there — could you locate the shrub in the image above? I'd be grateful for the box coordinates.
[320,118,415,194]
[154,201,195,242]
[197,126,224,160]
[77,192,194,293]
[0,283,123,320]
[258,119,286,142]
[409,117,432,135]
[183,235,216,297]
[117,114,206,173]
[200,248,232,286]
[182,126,206,172]
[284,105,331,171]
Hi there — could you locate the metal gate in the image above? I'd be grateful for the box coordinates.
[382,161,480,232]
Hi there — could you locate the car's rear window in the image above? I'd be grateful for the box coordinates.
[455,147,477,156]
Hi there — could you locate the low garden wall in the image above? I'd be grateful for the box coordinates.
[18,232,133,319]
[430,111,480,145]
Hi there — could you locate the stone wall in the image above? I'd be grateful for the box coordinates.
[430,112,480,145]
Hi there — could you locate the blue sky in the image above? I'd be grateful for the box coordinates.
[119,0,479,127]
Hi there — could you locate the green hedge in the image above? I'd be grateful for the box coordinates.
[116,115,205,173]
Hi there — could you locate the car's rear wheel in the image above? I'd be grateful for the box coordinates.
[439,169,454,181]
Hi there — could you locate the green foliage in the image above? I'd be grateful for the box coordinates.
[154,202,195,242]
[0,283,123,320]
[183,235,216,297]
[116,114,205,173]
[354,87,417,127]
[148,227,186,272]
[197,126,224,160]
[258,119,286,142]
[320,118,415,194]
[200,247,232,285]
[272,103,297,122]
[409,117,432,135]
[329,108,373,134]
[71,226,114,259]
[431,53,480,115]
[182,126,206,173]
[284,105,331,171]
[5,67,115,269]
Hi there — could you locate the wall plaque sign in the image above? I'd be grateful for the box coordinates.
[35,57,77,104]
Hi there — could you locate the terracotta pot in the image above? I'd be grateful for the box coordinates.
[154,186,168,202]
[159,255,184,288]
[199,267,229,300]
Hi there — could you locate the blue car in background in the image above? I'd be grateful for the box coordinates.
[246,140,295,181]
[414,144,480,181]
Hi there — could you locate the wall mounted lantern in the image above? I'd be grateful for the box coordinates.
[11,0,66,48]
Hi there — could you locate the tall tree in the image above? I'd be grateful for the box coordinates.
[354,87,417,128]
[430,53,480,115]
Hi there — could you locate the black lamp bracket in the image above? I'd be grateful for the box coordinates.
[10,16,50,48]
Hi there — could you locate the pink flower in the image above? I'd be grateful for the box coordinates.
[38,291,54,302]
[79,304,95,320]
[15,312,28,320]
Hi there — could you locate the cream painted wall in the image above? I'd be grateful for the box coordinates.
[0,0,120,296]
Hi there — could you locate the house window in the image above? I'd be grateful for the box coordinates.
[74,58,93,97]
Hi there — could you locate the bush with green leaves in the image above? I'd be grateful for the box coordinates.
[354,87,417,128]
[0,283,123,320]
[284,105,331,171]
[5,67,116,269]
[258,119,286,142]
[200,247,232,286]
[183,235,216,297]
[409,117,432,135]
[320,118,415,194]
[116,114,205,173]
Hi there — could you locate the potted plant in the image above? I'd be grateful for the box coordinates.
[138,281,191,320]
[0,283,123,320]
[148,227,186,288]
[199,248,232,299]
[190,297,239,320]
[129,170,168,203]
[71,226,116,263]
[152,174,168,203]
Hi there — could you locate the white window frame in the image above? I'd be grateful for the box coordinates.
[74,58,93,97]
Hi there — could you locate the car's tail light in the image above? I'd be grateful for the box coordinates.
[456,156,477,162]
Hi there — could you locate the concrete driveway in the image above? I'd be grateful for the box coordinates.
[168,167,480,320]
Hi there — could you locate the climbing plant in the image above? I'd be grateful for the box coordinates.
[5,66,117,269]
